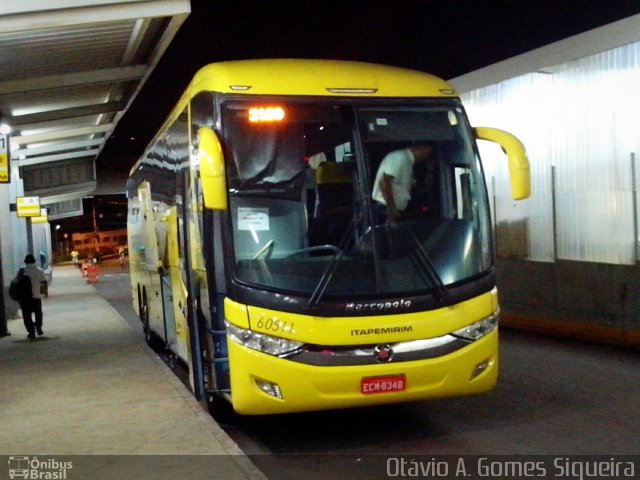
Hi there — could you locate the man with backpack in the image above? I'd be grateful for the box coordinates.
[15,254,46,340]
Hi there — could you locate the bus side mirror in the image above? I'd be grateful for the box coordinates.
[198,127,228,210]
[474,127,531,200]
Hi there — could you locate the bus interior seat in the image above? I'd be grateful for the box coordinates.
[313,162,353,246]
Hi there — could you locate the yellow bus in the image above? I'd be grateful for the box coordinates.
[127,59,530,415]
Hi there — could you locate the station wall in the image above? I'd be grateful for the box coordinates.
[462,41,640,348]
[497,258,640,348]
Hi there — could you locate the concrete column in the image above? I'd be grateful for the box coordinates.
[1,159,29,329]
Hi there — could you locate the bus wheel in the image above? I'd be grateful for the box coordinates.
[206,394,237,424]
[163,351,176,368]
[140,301,163,350]
[140,303,151,343]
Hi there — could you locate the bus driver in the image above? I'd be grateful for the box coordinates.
[372,143,434,224]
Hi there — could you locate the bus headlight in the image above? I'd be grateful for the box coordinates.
[452,312,499,341]
[226,322,303,356]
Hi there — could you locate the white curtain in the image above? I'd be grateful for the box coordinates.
[462,41,640,265]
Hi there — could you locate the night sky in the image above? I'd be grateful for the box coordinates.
[97,0,640,172]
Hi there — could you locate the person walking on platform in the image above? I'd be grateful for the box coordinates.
[21,254,46,340]
[71,249,79,267]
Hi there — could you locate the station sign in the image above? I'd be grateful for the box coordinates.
[31,208,49,224]
[0,135,9,184]
[16,196,41,217]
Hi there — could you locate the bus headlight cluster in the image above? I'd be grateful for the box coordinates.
[452,311,499,341]
[226,321,303,356]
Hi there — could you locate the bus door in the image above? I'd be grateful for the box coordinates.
[163,206,190,363]
[153,214,176,352]
[190,94,231,404]
[160,273,177,352]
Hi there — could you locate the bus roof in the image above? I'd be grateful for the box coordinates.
[131,59,460,175]
[189,59,458,98]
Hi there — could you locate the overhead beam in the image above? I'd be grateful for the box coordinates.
[35,185,98,206]
[94,10,189,159]
[0,65,147,96]
[16,149,100,167]
[0,1,139,16]
[11,124,112,145]
[121,18,151,65]
[14,138,104,157]
[0,0,191,34]
[7,101,126,127]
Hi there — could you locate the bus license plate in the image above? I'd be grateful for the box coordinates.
[361,375,406,395]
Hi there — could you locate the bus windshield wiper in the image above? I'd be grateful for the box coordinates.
[306,213,357,309]
[406,226,449,303]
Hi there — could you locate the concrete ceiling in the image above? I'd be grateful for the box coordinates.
[0,0,189,219]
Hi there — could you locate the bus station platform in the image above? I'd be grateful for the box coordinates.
[0,265,266,480]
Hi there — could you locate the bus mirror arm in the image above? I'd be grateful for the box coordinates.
[474,127,531,200]
[198,127,228,210]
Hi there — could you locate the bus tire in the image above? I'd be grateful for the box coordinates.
[141,302,152,345]
[206,393,237,424]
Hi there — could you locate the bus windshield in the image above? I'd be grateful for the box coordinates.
[221,99,492,301]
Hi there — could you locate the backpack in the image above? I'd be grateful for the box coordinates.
[9,268,33,302]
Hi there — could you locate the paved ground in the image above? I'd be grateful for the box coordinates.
[0,265,266,480]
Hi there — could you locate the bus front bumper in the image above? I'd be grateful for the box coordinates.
[227,330,498,415]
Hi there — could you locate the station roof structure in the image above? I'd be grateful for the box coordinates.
[0,0,190,219]
[450,13,640,93]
